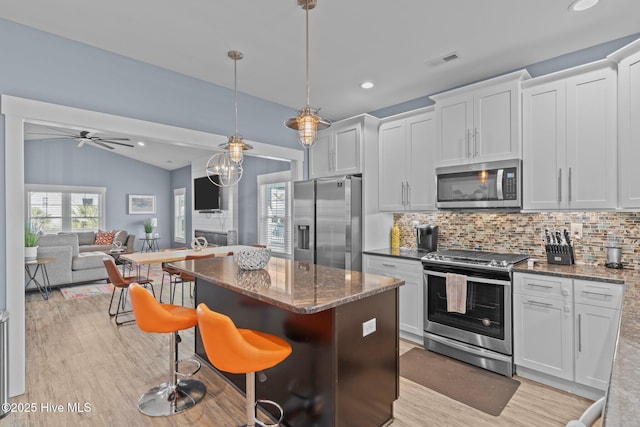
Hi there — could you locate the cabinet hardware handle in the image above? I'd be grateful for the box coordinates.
[581,290,613,297]
[578,314,582,352]
[401,182,406,206]
[527,283,552,289]
[474,127,479,156]
[527,300,553,308]
[382,263,396,268]
[467,129,472,158]
[558,168,562,203]
[568,167,572,202]
[407,182,411,206]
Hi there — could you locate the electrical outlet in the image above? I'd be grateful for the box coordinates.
[362,318,376,337]
[412,220,420,228]
[571,223,583,239]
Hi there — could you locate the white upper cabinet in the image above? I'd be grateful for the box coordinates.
[379,109,436,211]
[310,115,375,178]
[609,38,640,208]
[432,70,530,166]
[522,61,617,210]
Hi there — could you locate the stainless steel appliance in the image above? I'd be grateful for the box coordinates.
[422,249,528,376]
[416,224,438,252]
[436,159,521,209]
[293,175,362,271]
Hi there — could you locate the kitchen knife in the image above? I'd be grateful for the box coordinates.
[564,229,572,246]
[564,229,574,263]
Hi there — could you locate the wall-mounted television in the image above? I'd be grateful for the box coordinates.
[194,175,221,212]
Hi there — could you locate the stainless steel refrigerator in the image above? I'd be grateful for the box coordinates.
[293,175,362,271]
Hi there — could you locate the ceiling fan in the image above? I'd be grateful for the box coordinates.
[27,125,135,150]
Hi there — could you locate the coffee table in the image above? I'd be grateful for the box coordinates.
[25,257,56,300]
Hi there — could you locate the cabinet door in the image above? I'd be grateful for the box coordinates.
[309,132,332,178]
[619,50,640,207]
[363,255,423,343]
[334,124,361,175]
[407,113,436,210]
[522,81,567,210]
[575,303,620,390]
[566,68,617,209]
[378,121,407,211]
[513,293,573,380]
[474,84,519,161]
[436,94,472,165]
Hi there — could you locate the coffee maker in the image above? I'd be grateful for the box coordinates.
[416,224,439,252]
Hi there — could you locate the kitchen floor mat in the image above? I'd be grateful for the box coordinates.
[400,347,520,416]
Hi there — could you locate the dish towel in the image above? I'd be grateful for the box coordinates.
[446,273,468,314]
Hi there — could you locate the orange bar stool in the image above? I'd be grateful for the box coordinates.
[129,283,206,416]
[197,303,292,427]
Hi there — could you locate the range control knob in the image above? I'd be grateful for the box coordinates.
[489,259,498,267]
[500,260,509,268]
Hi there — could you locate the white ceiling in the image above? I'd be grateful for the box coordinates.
[5,0,640,168]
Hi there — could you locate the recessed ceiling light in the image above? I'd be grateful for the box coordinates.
[568,0,598,12]
[360,81,374,89]
[137,141,145,146]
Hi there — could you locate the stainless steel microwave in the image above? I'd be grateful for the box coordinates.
[436,159,521,209]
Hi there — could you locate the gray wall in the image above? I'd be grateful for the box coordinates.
[25,139,171,245]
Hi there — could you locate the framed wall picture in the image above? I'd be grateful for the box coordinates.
[128,194,156,214]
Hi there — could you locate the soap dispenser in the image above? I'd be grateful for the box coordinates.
[391,223,400,250]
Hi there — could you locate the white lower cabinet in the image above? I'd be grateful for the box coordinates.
[364,254,423,343]
[513,272,623,398]
[513,274,574,380]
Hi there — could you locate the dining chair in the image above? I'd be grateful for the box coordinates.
[159,247,187,304]
[103,258,154,325]
[171,252,222,306]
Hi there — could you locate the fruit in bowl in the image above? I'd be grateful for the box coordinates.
[234,247,271,270]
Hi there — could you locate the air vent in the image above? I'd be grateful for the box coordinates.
[424,51,460,67]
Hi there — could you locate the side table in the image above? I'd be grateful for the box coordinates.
[25,257,56,300]
[139,237,160,253]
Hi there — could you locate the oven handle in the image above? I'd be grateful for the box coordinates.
[424,269,511,287]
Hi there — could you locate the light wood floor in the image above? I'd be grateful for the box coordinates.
[11,279,594,427]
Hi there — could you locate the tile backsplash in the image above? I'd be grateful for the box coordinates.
[394,211,640,269]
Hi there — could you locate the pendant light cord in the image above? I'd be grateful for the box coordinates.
[234,55,239,136]
[305,0,310,107]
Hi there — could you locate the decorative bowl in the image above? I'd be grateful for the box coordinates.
[234,247,271,270]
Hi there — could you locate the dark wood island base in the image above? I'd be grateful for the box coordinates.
[170,256,403,427]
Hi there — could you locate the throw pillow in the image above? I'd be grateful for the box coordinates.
[113,230,129,246]
[95,230,115,245]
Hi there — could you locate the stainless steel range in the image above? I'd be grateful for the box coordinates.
[422,249,528,377]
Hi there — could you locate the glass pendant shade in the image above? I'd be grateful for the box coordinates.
[206,152,243,187]
[285,106,330,148]
[220,134,252,164]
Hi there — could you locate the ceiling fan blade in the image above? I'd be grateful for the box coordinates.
[98,137,130,141]
[100,140,135,147]
[38,125,80,137]
[27,136,79,140]
[92,140,114,150]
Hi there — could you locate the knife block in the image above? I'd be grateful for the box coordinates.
[546,244,575,265]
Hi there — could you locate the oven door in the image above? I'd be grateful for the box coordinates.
[424,269,512,355]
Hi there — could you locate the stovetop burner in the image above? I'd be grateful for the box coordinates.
[422,249,528,271]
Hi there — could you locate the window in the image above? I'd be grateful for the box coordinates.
[26,184,106,232]
[174,188,186,243]
[257,171,291,256]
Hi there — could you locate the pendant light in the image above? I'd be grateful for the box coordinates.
[284,0,331,148]
[206,151,243,187]
[219,50,252,164]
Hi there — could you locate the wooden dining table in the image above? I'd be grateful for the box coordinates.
[120,245,248,267]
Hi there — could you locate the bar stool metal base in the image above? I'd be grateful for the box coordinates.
[137,378,206,417]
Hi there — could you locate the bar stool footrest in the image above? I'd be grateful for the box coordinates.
[248,399,284,427]
[176,358,201,377]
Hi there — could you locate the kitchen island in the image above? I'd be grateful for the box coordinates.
[169,256,404,427]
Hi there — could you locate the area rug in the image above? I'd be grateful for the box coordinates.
[400,347,520,416]
[59,283,114,300]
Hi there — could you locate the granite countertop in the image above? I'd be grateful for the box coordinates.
[169,256,403,314]
[364,247,432,261]
[514,262,639,426]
